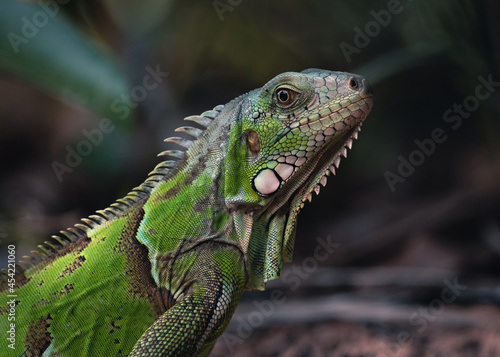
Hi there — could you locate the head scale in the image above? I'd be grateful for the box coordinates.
[225,68,373,288]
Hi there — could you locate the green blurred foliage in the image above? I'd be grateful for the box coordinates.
[0,0,132,127]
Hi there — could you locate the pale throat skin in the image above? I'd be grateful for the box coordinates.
[0,69,373,357]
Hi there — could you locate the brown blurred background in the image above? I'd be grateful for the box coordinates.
[1,0,499,356]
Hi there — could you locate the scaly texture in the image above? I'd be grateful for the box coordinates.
[0,69,373,356]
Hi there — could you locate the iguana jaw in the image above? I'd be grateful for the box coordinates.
[267,116,365,219]
[228,69,373,289]
[287,123,362,209]
[270,92,373,265]
[250,116,368,289]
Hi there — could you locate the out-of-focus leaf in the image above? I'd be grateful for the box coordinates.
[102,0,172,35]
[355,42,450,85]
[0,1,131,127]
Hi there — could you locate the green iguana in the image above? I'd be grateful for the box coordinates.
[0,69,373,356]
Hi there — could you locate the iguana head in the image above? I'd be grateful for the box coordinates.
[224,68,373,288]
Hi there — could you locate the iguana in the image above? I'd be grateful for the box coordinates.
[0,69,373,356]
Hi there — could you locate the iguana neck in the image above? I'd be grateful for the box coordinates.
[130,94,285,290]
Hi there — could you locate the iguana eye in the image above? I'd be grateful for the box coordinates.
[275,88,297,107]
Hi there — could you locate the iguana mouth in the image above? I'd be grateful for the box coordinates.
[264,118,363,220]
[294,122,363,205]
[273,100,358,145]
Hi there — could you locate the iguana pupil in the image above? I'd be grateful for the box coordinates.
[276,88,295,106]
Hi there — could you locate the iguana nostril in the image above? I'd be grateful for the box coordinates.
[348,77,359,89]
[347,76,373,98]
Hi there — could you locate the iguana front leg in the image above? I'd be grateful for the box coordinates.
[129,243,246,357]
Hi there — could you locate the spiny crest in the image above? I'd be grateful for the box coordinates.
[0,104,224,280]
[150,104,224,179]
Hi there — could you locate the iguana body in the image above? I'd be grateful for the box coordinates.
[0,69,373,356]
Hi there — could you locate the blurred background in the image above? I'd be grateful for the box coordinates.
[1,0,499,356]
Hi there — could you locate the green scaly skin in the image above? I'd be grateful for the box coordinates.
[0,69,373,356]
